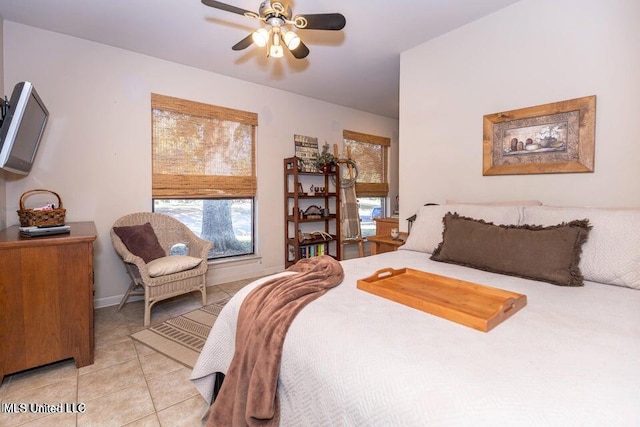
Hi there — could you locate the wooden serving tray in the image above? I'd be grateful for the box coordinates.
[357,268,526,332]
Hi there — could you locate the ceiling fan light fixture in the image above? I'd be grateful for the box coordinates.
[281,28,301,50]
[252,27,270,47]
[269,44,284,58]
[202,0,346,59]
[269,31,284,58]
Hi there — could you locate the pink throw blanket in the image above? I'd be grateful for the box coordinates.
[206,255,344,426]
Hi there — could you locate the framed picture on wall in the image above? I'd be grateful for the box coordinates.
[482,95,596,176]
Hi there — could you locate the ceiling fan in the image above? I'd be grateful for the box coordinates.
[201,0,346,59]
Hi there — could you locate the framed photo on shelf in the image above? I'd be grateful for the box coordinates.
[482,95,596,176]
[294,134,319,172]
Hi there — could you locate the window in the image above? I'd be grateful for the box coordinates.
[357,197,385,238]
[343,130,390,238]
[151,94,257,259]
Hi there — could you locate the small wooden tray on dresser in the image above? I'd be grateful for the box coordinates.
[357,268,527,332]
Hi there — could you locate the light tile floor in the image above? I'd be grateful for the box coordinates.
[0,279,253,427]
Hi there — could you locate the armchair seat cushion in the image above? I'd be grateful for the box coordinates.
[147,255,204,277]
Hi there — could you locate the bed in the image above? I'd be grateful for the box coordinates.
[191,204,640,425]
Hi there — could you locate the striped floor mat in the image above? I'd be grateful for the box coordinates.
[130,297,230,368]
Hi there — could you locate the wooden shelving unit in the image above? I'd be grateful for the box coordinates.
[284,157,341,267]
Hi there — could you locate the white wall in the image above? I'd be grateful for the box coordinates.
[399,0,640,227]
[2,22,398,307]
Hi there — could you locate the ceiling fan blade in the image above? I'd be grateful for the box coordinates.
[294,13,346,30]
[232,34,254,51]
[201,0,254,17]
[289,40,310,59]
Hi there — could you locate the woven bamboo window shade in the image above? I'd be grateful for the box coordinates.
[151,94,257,199]
[343,130,390,197]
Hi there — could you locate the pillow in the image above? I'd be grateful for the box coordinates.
[113,222,165,263]
[430,213,591,287]
[400,204,522,254]
[146,255,203,277]
[522,206,640,289]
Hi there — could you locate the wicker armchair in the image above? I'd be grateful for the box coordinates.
[110,212,213,326]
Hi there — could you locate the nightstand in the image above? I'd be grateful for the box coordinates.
[367,232,408,255]
[374,217,399,237]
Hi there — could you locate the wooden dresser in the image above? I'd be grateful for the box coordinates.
[0,222,96,383]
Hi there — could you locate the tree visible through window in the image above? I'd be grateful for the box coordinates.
[151,94,257,259]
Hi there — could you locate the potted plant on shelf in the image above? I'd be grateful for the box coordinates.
[314,143,337,173]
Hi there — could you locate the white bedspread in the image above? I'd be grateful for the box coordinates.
[191,250,640,426]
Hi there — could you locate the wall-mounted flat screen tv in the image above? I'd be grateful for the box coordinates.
[0,81,49,175]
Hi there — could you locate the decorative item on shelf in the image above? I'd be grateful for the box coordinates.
[17,189,66,227]
[311,230,332,240]
[391,228,400,240]
[314,142,337,173]
[303,205,323,219]
[308,185,326,196]
[299,230,333,241]
[294,134,319,172]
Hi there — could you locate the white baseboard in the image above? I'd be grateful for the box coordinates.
[94,294,143,309]
[209,265,283,286]
[93,265,284,309]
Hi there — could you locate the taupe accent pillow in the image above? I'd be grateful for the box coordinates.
[113,222,166,263]
[430,213,591,286]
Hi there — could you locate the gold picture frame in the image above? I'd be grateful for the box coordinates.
[483,95,596,176]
